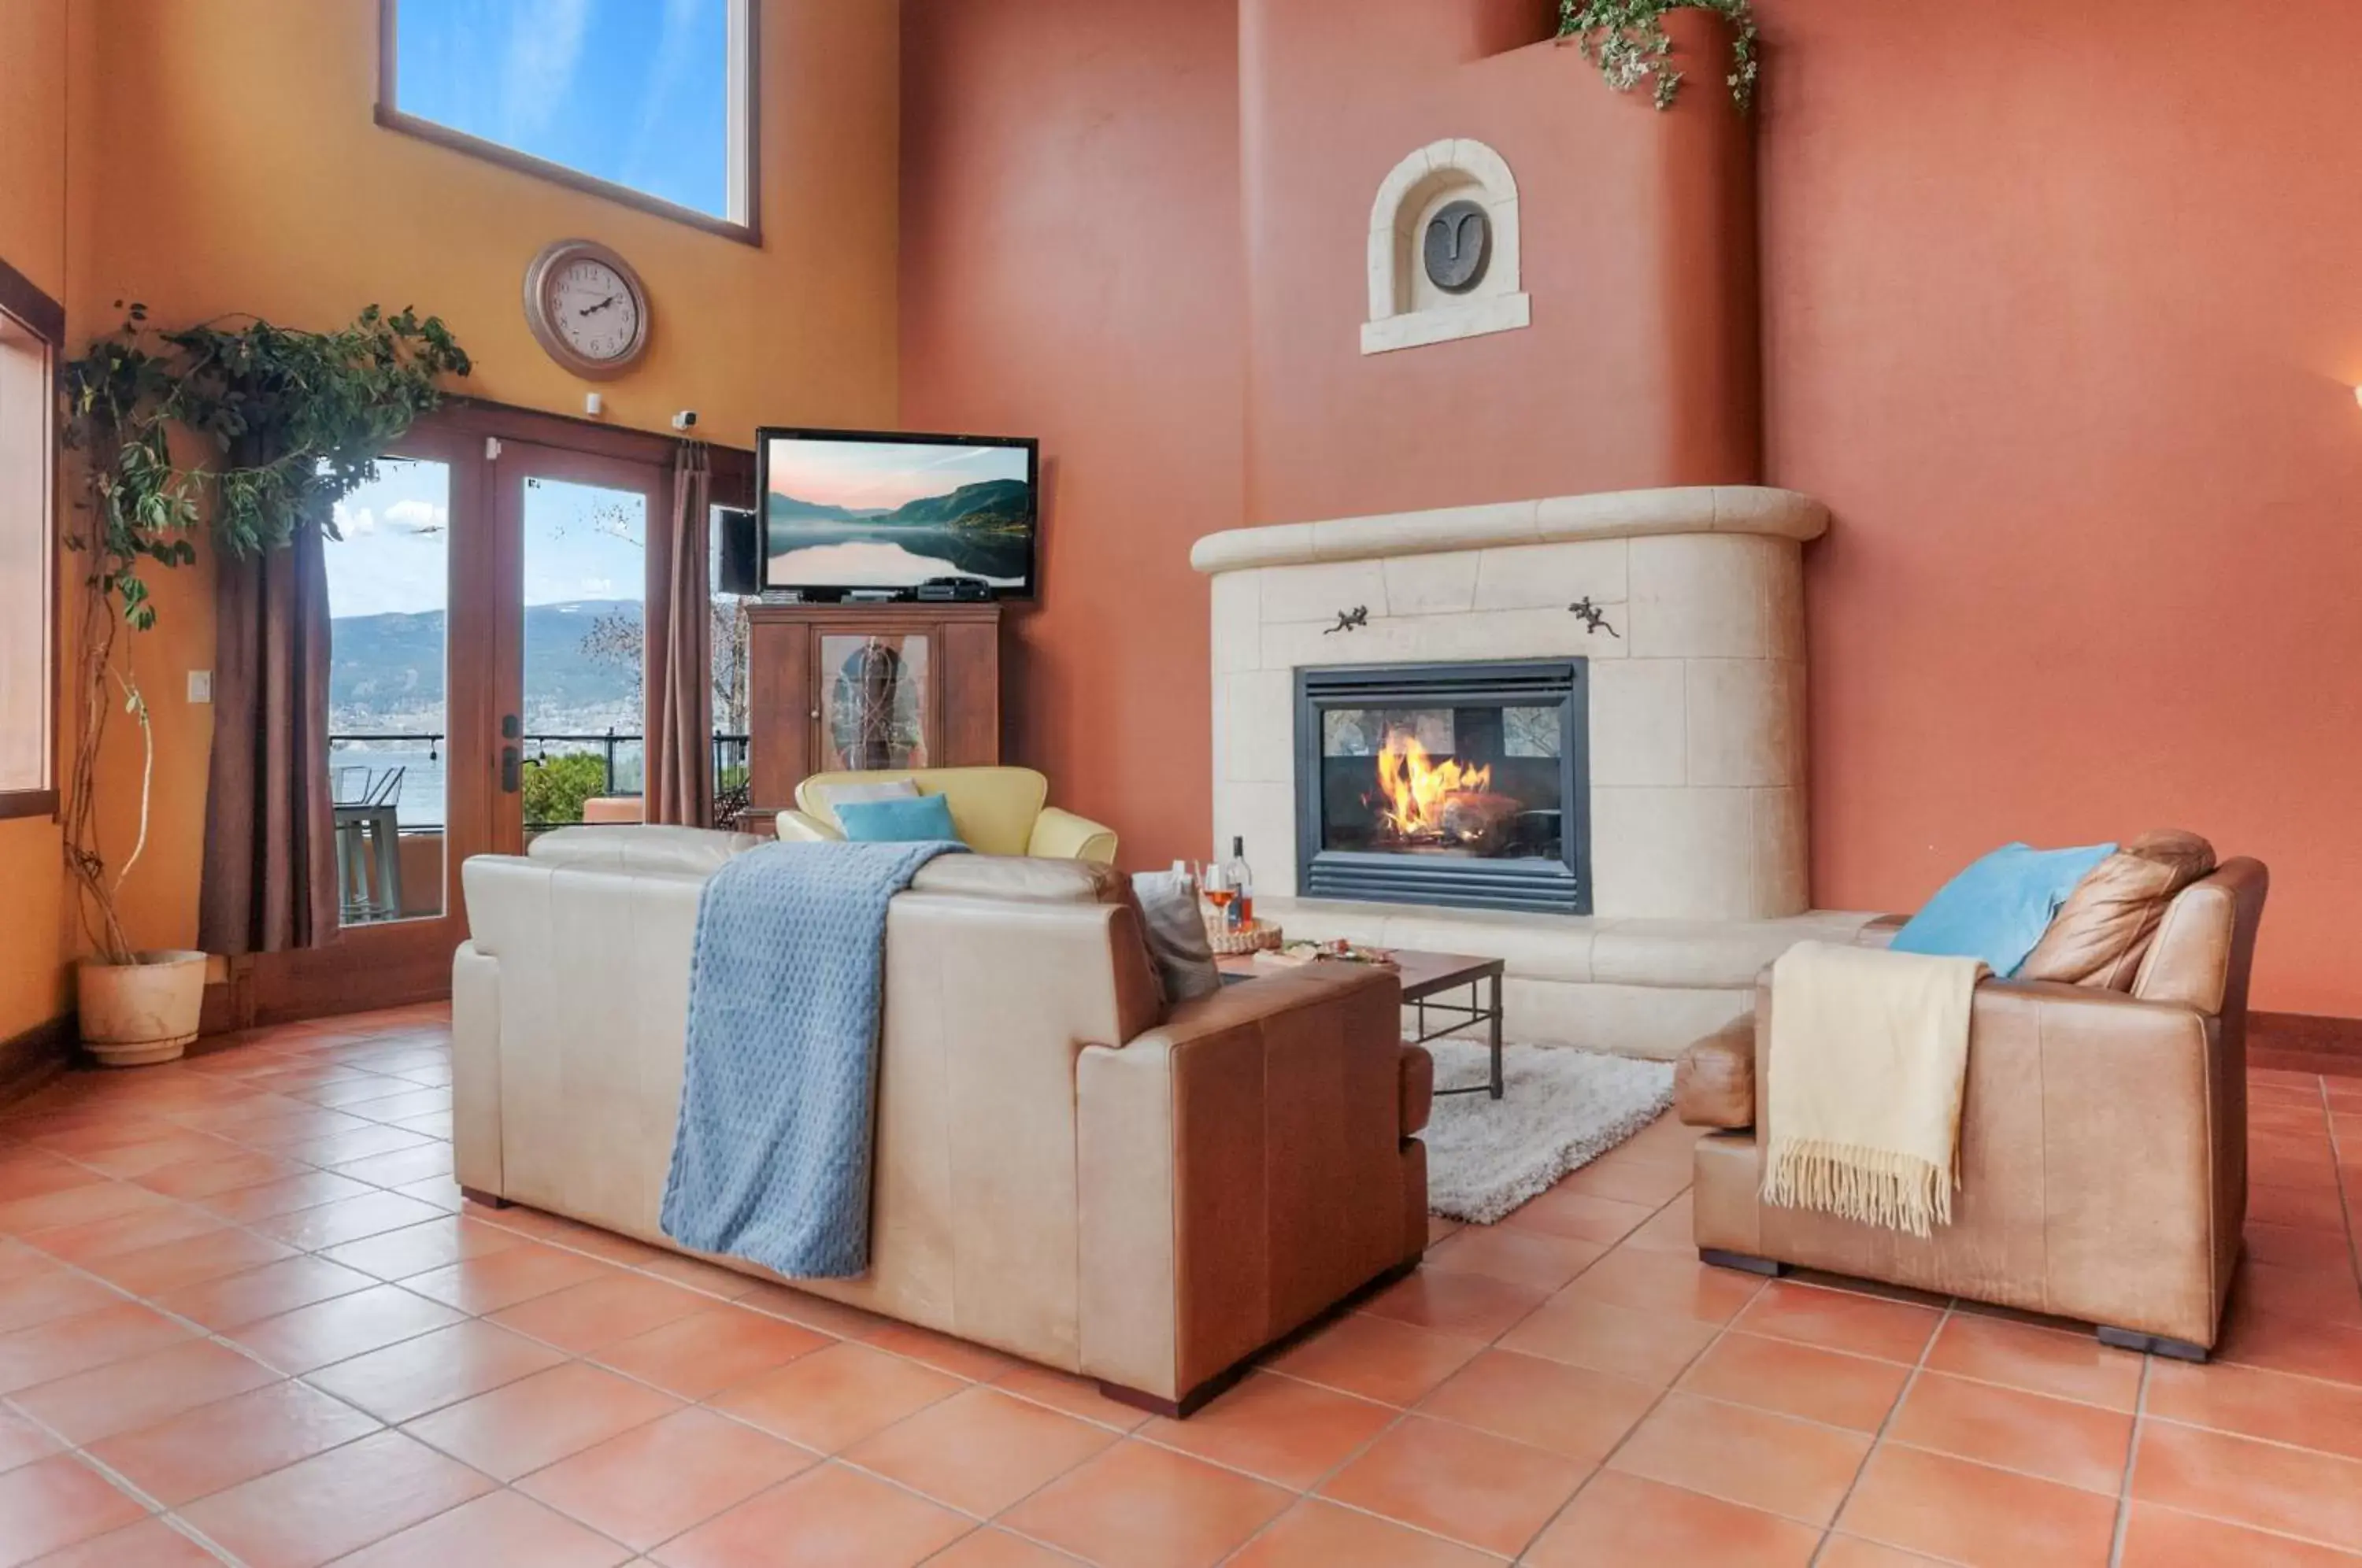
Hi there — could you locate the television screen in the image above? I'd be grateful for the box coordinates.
[757,427,1038,598]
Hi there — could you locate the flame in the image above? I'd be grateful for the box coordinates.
[1374,732,1490,840]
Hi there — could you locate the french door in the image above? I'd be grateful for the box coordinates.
[246,407,739,1025]
[249,421,498,1019]
[483,440,667,858]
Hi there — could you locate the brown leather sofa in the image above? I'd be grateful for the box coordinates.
[453,828,1431,1414]
[1676,858,2268,1358]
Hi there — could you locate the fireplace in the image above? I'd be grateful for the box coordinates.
[1294,660,1590,915]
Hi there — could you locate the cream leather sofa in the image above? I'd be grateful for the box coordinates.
[776,766,1117,864]
[454,827,1431,1413]
[1677,857,2268,1357]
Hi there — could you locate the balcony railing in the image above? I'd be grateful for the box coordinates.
[328,730,753,831]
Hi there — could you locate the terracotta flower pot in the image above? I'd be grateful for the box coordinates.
[76,950,207,1067]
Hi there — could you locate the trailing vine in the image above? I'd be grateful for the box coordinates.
[57,303,469,963]
[1558,0,1760,113]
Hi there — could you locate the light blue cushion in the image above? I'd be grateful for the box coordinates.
[1890,841,2117,978]
[835,793,961,845]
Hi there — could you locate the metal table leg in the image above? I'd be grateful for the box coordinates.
[1487,972,1504,1100]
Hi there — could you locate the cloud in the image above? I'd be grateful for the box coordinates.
[581,577,615,596]
[333,503,377,538]
[622,0,711,193]
[384,499,448,534]
[499,0,593,145]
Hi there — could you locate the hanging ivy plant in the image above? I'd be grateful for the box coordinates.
[62,302,471,627]
[56,302,469,963]
[1558,0,1760,113]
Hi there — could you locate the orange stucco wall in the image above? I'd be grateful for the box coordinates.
[13,2,2356,1024]
[1240,2,1760,524]
[1757,0,2362,1015]
[0,0,89,1041]
[899,1,1755,876]
[903,0,2361,1015]
[898,0,1246,876]
[8,0,898,1010]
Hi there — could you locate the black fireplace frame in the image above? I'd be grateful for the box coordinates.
[1294,658,1591,916]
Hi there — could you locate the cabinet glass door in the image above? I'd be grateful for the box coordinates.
[818,632,930,771]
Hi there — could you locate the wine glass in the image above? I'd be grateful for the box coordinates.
[1199,858,1235,927]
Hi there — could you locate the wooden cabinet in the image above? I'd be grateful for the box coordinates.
[746,602,1001,811]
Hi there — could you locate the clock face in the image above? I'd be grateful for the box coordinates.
[523,240,650,378]
[546,258,641,362]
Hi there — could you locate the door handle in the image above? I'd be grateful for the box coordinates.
[500,713,522,793]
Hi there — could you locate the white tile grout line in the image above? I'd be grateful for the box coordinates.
[1490,1169,1752,1563]
[2,1043,1220,1565]
[2325,1074,2362,1299]
[1,1393,246,1565]
[0,1099,2164,1564]
[12,1042,2362,1562]
[1804,1294,1960,1567]
[2105,1354,2153,1568]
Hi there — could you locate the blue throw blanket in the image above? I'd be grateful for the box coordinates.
[659,838,964,1278]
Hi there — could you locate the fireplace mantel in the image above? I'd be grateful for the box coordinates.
[1190,486,1828,575]
[1194,486,1830,928]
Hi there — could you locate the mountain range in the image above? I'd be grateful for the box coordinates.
[329,601,640,734]
[766,477,1030,532]
[767,478,1033,580]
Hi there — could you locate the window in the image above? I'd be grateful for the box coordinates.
[377,0,757,242]
[0,258,60,817]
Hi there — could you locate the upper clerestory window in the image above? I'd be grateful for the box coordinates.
[376,0,758,243]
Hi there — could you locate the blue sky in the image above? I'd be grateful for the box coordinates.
[394,0,731,217]
[328,463,647,619]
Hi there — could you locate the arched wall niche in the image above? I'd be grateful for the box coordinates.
[1361,137,1531,354]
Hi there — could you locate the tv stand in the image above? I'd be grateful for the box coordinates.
[746,601,1001,815]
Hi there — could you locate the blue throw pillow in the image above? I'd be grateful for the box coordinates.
[835,793,961,845]
[1890,841,2117,977]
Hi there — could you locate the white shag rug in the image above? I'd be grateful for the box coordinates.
[1421,1039,1675,1224]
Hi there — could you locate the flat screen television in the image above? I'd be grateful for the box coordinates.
[757,426,1039,600]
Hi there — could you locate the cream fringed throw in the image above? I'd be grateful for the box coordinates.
[1762,941,1989,1238]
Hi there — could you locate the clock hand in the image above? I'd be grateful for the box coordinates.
[576,295,618,317]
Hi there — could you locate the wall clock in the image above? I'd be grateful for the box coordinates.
[1423,200,1492,295]
[522,239,651,379]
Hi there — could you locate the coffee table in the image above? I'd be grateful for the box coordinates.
[1217,948,1507,1100]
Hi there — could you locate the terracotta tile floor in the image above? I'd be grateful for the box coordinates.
[2,1012,2360,1565]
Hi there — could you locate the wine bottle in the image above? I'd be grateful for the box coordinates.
[1225,836,1254,930]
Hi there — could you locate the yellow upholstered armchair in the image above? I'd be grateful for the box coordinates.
[777,766,1118,864]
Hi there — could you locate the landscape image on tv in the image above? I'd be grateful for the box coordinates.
[761,431,1035,594]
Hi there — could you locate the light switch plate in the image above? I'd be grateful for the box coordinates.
[187,669,213,704]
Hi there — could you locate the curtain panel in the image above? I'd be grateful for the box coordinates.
[646,439,713,826]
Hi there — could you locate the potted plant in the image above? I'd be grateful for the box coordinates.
[60,302,468,1065]
[1557,0,1760,112]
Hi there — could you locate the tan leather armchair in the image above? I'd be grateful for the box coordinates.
[776,767,1117,864]
[454,830,1427,1413]
[1677,859,2268,1358]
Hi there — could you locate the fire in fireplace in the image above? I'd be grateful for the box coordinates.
[1369,733,1517,853]
[1296,660,1590,915]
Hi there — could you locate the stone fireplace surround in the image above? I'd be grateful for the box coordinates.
[1194,486,1877,1059]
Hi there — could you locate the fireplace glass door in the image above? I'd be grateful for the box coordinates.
[1296,660,1589,915]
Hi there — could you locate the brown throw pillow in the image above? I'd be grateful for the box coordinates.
[2018,830,2216,989]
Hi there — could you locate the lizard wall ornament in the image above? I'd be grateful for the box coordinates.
[1324,606,1370,635]
[1568,597,1620,638]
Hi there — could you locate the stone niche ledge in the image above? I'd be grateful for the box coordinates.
[1190,486,1829,575]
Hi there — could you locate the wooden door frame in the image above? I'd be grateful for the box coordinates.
[239,402,750,1027]
[487,438,668,860]
[246,420,494,1023]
